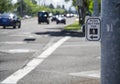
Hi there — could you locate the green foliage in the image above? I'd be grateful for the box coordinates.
[0,0,67,16]
[72,0,76,7]
[49,4,54,9]
[0,0,14,13]
[52,8,66,15]
[64,0,70,2]
[72,0,101,15]
[24,0,38,15]
[88,0,94,14]
[65,21,81,30]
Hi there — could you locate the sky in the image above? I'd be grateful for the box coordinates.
[37,0,72,9]
[12,0,73,10]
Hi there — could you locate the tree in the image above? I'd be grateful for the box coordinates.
[31,0,37,4]
[64,0,70,2]
[57,5,61,9]
[0,0,14,13]
[62,5,65,9]
[16,0,39,16]
[49,3,54,9]
[71,0,101,24]
[75,0,90,25]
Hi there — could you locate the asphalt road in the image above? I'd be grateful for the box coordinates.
[0,17,100,84]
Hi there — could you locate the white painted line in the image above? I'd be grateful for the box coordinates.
[1,36,70,84]
[42,38,55,50]
[0,49,35,54]
[0,41,25,44]
[69,70,100,78]
[8,49,33,53]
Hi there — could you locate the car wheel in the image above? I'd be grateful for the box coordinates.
[47,21,49,24]
[38,21,41,24]
[13,26,16,29]
[18,24,21,28]
[17,22,21,28]
[3,26,6,29]
[64,22,66,24]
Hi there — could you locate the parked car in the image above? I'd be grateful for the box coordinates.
[23,15,32,19]
[51,16,57,22]
[56,16,66,24]
[0,13,21,29]
[38,11,49,24]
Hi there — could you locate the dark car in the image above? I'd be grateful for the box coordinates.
[51,16,57,22]
[38,11,49,24]
[56,16,66,24]
[0,13,21,29]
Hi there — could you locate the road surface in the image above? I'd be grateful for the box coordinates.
[0,17,100,84]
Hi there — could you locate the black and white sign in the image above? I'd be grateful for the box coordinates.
[86,17,101,41]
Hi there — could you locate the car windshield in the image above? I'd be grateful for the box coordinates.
[0,13,14,18]
[38,12,48,17]
[58,16,64,18]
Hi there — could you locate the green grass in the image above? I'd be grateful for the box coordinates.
[65,21,81,30]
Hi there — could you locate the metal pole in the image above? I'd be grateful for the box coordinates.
[93,0,99,16]
[101,0,120,84]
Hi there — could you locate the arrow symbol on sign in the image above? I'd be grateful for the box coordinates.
[90,36,98,39]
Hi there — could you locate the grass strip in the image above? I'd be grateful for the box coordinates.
[65,21,81,30]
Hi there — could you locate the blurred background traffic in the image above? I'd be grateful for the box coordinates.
[0,0,101,31]
[0,0,77,19]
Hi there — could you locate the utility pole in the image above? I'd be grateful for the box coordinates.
[93,0,99,16]
[101,0,120,84]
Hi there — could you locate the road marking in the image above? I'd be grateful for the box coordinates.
[0,49,35,53]
[0,36,70,84]
[8,49,34,53]
[0,41,26,44]
[42,37,55,50]
[69,70,100,78]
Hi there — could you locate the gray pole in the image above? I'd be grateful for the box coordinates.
[101,0,120,84]
[93,0,99,16]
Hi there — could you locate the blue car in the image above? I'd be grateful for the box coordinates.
[0,13,21,29]
[38,11,49,24]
